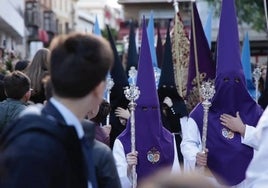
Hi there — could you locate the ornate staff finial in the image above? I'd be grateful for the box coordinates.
[124,66,140,188]
[253,66,261,102]
[200,80,215,153]
[106,75,115,91]
[105,74,114,125]
[128,66,138,86]
[167,0,179,13]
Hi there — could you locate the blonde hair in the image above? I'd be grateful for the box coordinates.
[25,48,50,94]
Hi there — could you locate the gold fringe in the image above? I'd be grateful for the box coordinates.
[171,13,190,99]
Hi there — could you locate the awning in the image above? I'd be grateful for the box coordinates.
[38,29,49,43]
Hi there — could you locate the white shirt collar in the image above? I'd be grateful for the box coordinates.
[50,97,84,139]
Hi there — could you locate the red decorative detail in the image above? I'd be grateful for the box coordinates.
[104,6,111,20]
[38,29,49,43]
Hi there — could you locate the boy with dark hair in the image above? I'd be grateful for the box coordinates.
[14,60,30,72]
[0,33,113,188]
[0,71,31,132]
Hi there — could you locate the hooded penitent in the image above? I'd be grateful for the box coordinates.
[158,21,188,164]
[118,17,175,181]
[106,25,129,148]
[158,21,188,129]
[190,0,263,186]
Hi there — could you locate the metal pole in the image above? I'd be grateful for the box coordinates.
[124,67,140,188]
[191,1,202,102]
[253,67,261,102]
[264,0,268,32]
[200,81,215,152]
[129,100,137,188]
[105,76,114,125]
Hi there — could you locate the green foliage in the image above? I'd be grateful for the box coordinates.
[205,0,266,32]
[101,27,118,40]
[0,64,7,75]
[5,60,13,72]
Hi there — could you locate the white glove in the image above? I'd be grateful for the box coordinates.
[163,97,173,108]
[115,107,130,119]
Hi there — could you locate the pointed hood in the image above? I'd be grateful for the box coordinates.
[156,25,163,68]
[126,21,138,73]
[204,6,213,49]
[136,18,159,107]
[93,16,101,36]
[187,2,215,110]
[158,22,174,89]
[158,21,188,117]
[118,17,175,181]
[216,2,243,77]
[212,0,251,111]
[241,32,256,98]
[190,0,263,186]
[106,25,129,110]
[147,11,158,68]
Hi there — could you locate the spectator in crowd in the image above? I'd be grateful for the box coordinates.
[82,119,121,188]
[14,60,30,72]
[25,48,50,104]
[0,71,31,133]
[90,99,112,146]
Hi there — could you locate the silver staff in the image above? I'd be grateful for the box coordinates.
[200,81,215,153]
[253,67,261,102]
[124,66,140,188]
[105,74,114,125]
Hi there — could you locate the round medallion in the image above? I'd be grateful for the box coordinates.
[222,127,234,139]
[147,147,160,164]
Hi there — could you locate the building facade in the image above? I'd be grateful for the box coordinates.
[76,0,123,32]
[51,0,77,34]
[25,0,78,59]
[75,10,95,33]
[0,0,25,57]
[119,0,267,66]
[117,0,191,54]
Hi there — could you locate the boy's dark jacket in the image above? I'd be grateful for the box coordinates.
[0,101,88,188]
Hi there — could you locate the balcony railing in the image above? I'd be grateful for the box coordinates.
[25,1,41,27]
